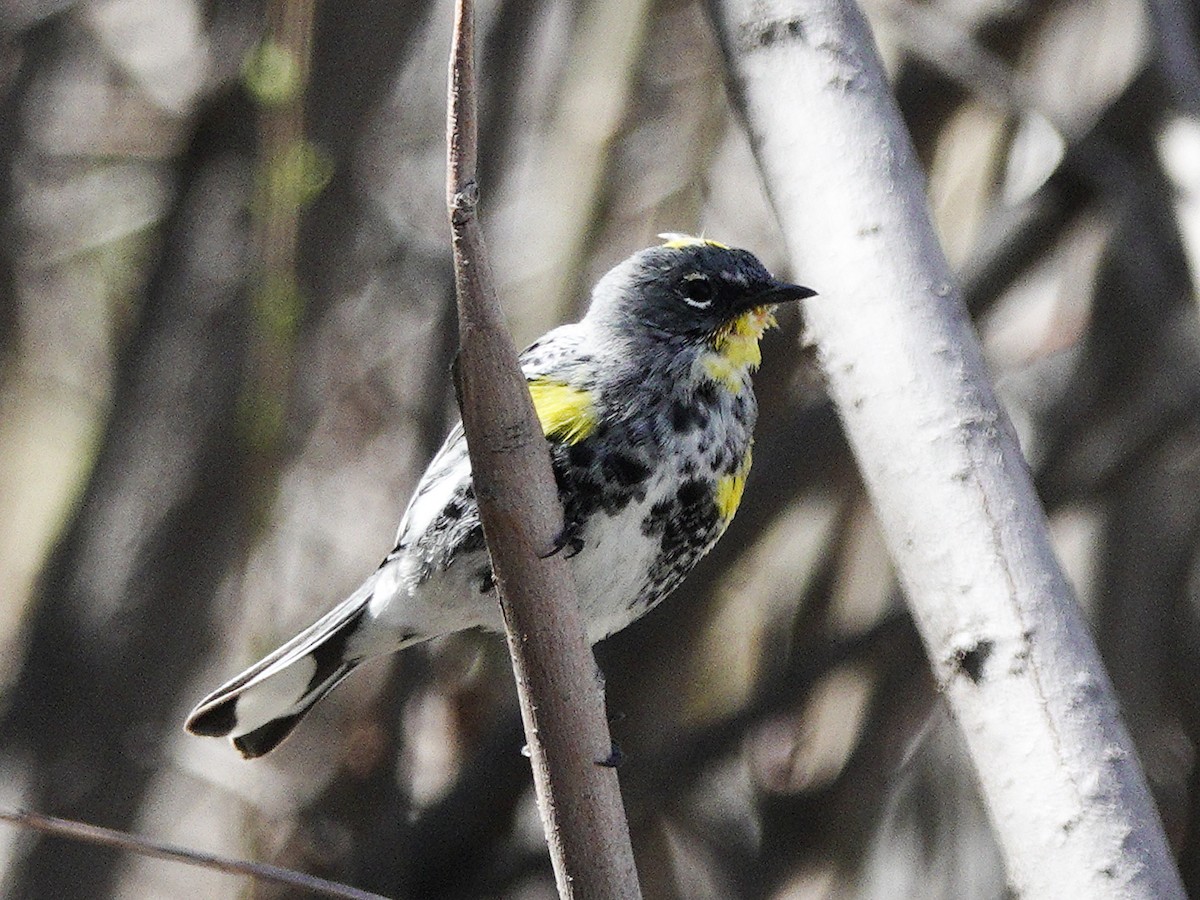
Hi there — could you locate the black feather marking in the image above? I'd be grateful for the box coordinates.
[186,698,238,737]
[233,712,306,759]
[233,658,361,757]
[461,522,487,553]
[670,399,706,432]
[640,498,673,537]
[476,565,495,594]
[568,442,595,467]
[305,606,368,697]
[696,380,720,408]
[189,653,274,705]
[605,452,651,487]
[677,479,708,507]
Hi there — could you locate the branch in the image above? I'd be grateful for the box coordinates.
[710,0,1185,896]
[0,809,387,900]
[1145,0,1200,116]
[445,2,641,897]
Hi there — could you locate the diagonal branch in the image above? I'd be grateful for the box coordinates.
[709,0,1185,895]
[445,1,641,897]
[0,809,387,900]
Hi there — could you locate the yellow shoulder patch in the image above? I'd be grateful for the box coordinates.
[528,379,597,445]
[715,447,753,525]
[658,233,731,251]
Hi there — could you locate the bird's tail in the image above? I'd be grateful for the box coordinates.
[186,584,387,758]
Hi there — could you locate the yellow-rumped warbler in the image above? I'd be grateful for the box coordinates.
[186,235,815,757]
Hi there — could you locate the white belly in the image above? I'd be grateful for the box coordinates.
[368,473,682,647]
[570,477,676,642]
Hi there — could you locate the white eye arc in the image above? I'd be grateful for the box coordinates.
[681,273,714,308]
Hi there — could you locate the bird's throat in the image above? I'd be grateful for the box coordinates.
[699,305,778,391]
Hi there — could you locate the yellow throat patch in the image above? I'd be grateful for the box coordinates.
[701,305,778,391]
[528,379,597,445]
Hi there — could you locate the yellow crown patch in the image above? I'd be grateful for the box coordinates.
[658,233,731,251]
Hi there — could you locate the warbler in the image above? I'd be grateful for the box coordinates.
[186,235,815,757]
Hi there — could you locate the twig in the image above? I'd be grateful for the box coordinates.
[0,809,388,900]
[869,0,1141,197]
[710,0,1186,896]
[445,2,641,898]
[869,0,1044,123]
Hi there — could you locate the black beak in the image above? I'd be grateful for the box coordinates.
[758,281,817,304]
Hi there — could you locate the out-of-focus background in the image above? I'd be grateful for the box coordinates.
[1,0,1198,896]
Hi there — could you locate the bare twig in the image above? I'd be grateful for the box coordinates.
[711,0,1186,896]
[869,0,1141,196]
[0,809,388,900]
[869,0,1044,123]
[445,2,641,898]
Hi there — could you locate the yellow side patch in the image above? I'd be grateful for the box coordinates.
[715,448,753,525]
[528,379,597,445]
[659,233,731,251]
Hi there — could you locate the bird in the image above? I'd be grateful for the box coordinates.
[185,235,816,757]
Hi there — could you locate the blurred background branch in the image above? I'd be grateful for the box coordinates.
[0,808,389,900]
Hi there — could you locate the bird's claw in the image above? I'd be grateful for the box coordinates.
[539,528,584,560]
[595,743,625,768]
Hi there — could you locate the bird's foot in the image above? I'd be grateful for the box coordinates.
[539,528,584,559]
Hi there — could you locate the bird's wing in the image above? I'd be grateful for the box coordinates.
[391,324,593,550]
[392,419,470,550]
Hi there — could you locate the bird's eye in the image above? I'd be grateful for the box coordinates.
[681,275,714,309]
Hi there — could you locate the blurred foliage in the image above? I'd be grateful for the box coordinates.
[1,0,1199,897]
[258,140,333,211]
[243,41,305,108]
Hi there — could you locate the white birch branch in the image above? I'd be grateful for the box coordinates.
[710,0,1186,895]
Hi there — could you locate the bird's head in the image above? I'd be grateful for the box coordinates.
[586,235,816,350]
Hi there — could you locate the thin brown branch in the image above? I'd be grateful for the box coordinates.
[0,809,389,900]
[445,1,641,897]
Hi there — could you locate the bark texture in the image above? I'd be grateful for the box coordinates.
[711,0,1185,895]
